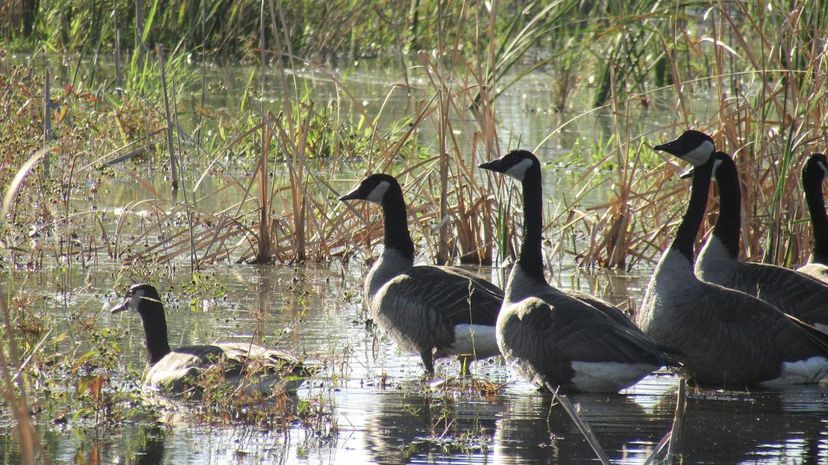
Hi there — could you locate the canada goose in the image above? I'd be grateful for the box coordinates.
[797,153,828,282]
[677,137,828,333]
[639,130,828,386]
[479,150,668,393]
[111,283,309,394]
[339,174,502,374]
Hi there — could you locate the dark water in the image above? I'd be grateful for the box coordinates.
[3,263,828,464]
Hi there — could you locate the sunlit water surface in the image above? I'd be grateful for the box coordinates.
[4,264,828,465]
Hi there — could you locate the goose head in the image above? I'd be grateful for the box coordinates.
[111,283,163,317]
[803,153,828,188]
[478,149,539,181]
[111,283,171,364]
[339,174,399,205]
[654,130,715,168]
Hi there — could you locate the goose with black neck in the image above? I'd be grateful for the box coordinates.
[479,150,670,393]
[639,130,828,387]
[797,153,828,282]
[339,174,503,375]
[111,283,312,395]
[671,135,828,333]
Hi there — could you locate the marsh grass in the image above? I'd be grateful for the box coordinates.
[3,2,827,274]
[615,2,828,269]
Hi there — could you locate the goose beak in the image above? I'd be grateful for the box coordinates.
[110,297,130,314]
[653,141,674,153]
[479,159,504,173]
[338,187,361,201]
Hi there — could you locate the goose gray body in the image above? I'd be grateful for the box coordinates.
[798,154,828,282]
[640,131,828,387]
[144,342,304,393]
[111,284,309,394]
[481,150,668,393]
[365,249,502,368]
[693,147,828,333]
[499,267,666,392]
[697,240,828,333]
[341,174,502,373]
[643,246,828,386]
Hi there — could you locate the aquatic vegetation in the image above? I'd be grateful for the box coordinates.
[3,1,828,463]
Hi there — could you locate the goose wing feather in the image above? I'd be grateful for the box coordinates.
[500,292,665,373]
[565,290,639,331]
[653,282,827,384]
[145,343,307,389]
[373,265,502,352]
[730,261,828,327]
[380,265,502,326]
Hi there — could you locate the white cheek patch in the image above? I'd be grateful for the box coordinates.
[819,161,828,177]
[365,180,391,204]
[505,158,534,181]
[682,139,714,167]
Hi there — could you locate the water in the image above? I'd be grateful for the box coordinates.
[3,58,828,464]
[4,263,828,464]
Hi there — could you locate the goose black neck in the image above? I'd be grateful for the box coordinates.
[518,166,546,282]
[805,175,828,264]
[670,162,713,262]
[711,159,741,258]
[381,184,415,262]
[139,302,172,365]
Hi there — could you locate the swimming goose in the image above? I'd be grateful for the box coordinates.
[797,153,828,282]
[479,150,668,393]
[111,283,310,394]
[339,174,502,374]
[639,130,828,387]
[674,135,828,333]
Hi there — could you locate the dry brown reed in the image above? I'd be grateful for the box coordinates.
[543,2,828,271]
[3,2,827,275]
[662,3,828,268]
[0,296,44,465]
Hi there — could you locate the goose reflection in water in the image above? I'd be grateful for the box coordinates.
[363,387,501,464]
[670,386,827,464]
[493,391,672,464]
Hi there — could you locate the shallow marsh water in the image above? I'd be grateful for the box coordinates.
[3,58,828,464]
[4,263,828,464]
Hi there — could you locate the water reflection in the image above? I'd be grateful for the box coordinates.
[5,264,828,465]
[673,387,828,464]
[494,392,672,464]
[135,428,166,465]
[362,388,499,465]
